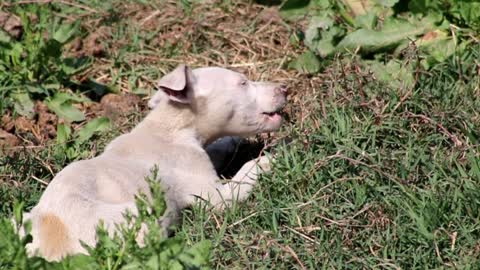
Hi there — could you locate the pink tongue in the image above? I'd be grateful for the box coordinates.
[268,113,281,122]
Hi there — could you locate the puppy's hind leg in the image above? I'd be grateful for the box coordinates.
[21,212,74,262]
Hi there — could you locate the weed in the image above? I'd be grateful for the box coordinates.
[0,4,90,120]
[0,168,211,269]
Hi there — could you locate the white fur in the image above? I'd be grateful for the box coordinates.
[23,65,287,261]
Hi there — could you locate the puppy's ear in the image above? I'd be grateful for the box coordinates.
[148,64,194,109]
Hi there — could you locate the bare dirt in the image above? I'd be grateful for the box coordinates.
[0,1,311,154]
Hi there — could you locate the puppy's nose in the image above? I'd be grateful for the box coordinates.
[275,84,288,96]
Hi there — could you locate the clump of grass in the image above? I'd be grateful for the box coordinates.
[179,45,480,269]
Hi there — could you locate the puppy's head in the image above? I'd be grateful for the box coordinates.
[149,64,287,139]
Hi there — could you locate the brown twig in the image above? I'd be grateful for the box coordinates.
[406,112,463,147]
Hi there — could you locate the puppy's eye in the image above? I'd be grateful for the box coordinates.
[240,80,248,86]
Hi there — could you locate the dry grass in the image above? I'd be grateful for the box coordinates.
[1,0,312,148]
[84,1,310,105]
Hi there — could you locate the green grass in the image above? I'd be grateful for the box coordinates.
[178,47,480,269]
[1,0,480,269]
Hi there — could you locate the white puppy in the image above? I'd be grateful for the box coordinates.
[22,64,287,261]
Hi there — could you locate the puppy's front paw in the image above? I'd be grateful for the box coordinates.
[255,155,273,173]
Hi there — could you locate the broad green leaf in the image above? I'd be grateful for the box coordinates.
[44,84,61,91]
[342,0,374,16]
[121,262,143,270]
[65,254,95,269]
[415,30,455,54]
[131,88,150,95]
[288,51,321,74]
[11,92,35,118]
[450,2,480,30]
[414,29,462,69]
[46,93,87,122]
[145,254,159,270]
[48,102,85,122]
[76,117,111,143]
[48,92,90,104]
[305,15,332,42]
[280,0,331,20]
[168,261,183,270]
[423,39,458,69]
[280,0,311,19]
[337,18,428,54]
[377,0,399,7]
[311,26,343,57]
[56,123,72,145]
[353,12,377,30]
[366,59,415,90]
[180,240,211,266]
[304,15,343,57]
[408,0,440,14]
[311,0,330,8]
[53,21,80,44]
[25,85,43,94]
[10,43,24,66]
[0,30,11,43]
[61,58,91,76]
